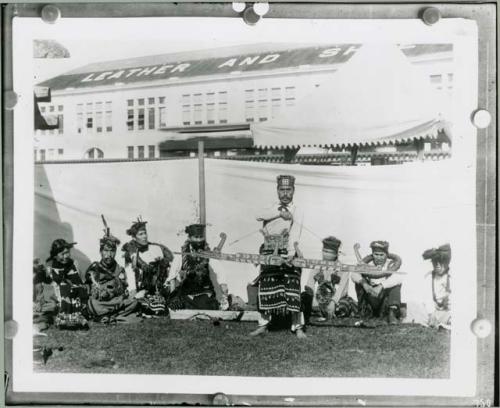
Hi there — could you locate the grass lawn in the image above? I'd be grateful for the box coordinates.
[34,318,450,378]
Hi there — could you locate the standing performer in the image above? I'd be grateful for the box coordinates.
[351,241,403,324]
[122,217,174,315]
[86,229,139,323]
[422,243,451,329]
[168,224,220,310]
[45,239,89,329]
[302,236,342,323]
[249,175,306,339]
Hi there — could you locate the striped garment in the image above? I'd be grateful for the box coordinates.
[258,264,301,314]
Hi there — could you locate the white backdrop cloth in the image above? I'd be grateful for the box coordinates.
[34,158,473,312]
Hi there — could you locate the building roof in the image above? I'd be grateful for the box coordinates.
[252,44,451,149]
[38,43,452,92]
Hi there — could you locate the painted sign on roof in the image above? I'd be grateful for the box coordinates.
[39,44,452,91]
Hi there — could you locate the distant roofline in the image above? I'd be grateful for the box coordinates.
[38,43,453,92]
[64,42,318,76]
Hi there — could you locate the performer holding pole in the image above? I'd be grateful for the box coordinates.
[249,175,306,339]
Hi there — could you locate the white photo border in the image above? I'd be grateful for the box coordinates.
[8,14,482,399]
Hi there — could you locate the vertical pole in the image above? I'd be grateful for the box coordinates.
[198,140,206,231]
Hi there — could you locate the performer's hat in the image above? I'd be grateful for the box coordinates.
[185,224,205,237]
[276,175,295,188]
[46,238,77,262]
[422,243,451,265]
[100,234,121,250]
[126,216,148,237]
[370,240,389,253]
[322,236,342,252]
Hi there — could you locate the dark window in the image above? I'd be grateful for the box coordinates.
[138,146,144,159]
[40,149,46,161]
[105,111,112,132]
[87,148,103,160]
[127,99,133,107]
[58,148,64,156]
[127,109,134,130]
[138,98,144,106]
[127,146,134,159]
[148,108,155,129]
[86,116,93,129]
[58,105,63,112]
[148,145,155,158]
[138,109,144,130]
[148,97,155,105]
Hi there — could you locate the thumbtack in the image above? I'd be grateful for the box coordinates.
[471,317,492,338]
[242,5,261,26]
[41,4,61,24]
[4,320,18,339]
[253,2,269,16]
[472,109,492,129]
[4,91,18,110]
[421,7,441,26]
[232,2,246,13]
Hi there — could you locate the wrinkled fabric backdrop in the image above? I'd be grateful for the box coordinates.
[34,158,474,312]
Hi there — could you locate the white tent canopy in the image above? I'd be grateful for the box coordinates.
[252,44,449,149]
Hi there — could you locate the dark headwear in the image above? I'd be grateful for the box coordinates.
[422,243,451,265]
[126,216,147,237]
[370,240,389,253]
[185,224,205,237]
[276,175,295,188]
[100,235,121,251]
[322,236,342,252]
[46,239,76,262]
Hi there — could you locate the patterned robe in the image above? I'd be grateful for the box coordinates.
[122,241,172,315]
[47,258,89,329]
[168,241,219,310]
[86,260,138,321]
[256,201,304,315]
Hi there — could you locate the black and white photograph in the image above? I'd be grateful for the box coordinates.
[8,13,485,398]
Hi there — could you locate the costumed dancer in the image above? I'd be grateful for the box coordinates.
[422,244,451,330]
[46,239,89,330]
[122,217,174,316]
[168,224,220,310]
[249,175,306,339]
[302,236,342,323]
[86,220,139,323]
[351,241,403,324]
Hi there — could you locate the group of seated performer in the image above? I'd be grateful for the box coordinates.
[33,217,224,329]
[33,173,451,334]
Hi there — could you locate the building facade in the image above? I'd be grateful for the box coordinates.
[34,43,453,162]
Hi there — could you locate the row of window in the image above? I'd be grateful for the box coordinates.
[127,145,157,159]
[127,97,167,131]
[181,91,228,126]
[34,148,64,161]
[36,118,64,136]
[39,105,63,113]
[77,101,113,134]
[244,86,296,122]
[37,87,299,137]
[38,104,64,135]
